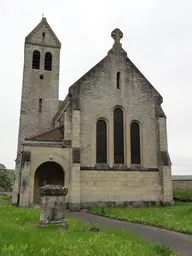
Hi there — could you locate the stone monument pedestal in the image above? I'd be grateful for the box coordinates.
[37,185,68,228]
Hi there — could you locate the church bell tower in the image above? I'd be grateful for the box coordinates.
[16,17,61,164]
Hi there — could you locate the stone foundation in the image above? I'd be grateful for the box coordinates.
[69,202,81,212]
[29,200,173,211]
[66,200,173,211]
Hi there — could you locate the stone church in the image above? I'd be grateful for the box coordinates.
[12,17,173,210]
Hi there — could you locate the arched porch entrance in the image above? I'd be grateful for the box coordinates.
[34,161,64,204]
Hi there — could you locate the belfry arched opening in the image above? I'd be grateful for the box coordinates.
[34,161,64,204]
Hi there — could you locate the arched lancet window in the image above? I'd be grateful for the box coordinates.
[38,98,42,113]
[114,108,124,164]
[96,120,107,163]
[131,121,141,164]
[44,52,52,71]
[32,50,40,69]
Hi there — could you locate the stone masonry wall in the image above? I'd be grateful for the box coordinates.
[69,109,81,211]
[64,103,72,140]
[173,180,192,190]
[80,171,161,204]
[159,117,168,151]
[16,22,60,162]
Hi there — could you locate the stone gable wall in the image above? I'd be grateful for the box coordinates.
[79,52,160,168]
[26,22,60,48]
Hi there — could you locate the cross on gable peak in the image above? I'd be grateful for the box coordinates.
[111,28,123,44]
[41,14,47,22]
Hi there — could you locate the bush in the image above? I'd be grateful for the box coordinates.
[0,163,14,192]
[0,170,12,191]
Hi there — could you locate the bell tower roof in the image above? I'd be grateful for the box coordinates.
[25,17,61,49]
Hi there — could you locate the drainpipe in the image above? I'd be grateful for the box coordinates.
[17,145,23,206]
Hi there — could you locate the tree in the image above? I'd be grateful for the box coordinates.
[0,163,14,191]
[0,163,6,169]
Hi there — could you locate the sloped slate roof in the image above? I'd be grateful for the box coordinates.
[25,126,64,142]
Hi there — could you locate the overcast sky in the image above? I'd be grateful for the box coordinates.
[0,0,192,174]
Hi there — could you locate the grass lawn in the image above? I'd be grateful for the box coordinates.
[89,202,192,234]
[0,195,10,204]
[173,189,192,201]
[0,201,174,256]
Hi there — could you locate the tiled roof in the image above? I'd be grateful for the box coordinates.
[58,100,63,106]
[25,126,64,142]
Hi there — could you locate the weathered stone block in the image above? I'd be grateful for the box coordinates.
[38,185,68,226]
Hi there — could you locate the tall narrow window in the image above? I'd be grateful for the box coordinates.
[117,72,120,89]
[114,108,124,163]
[44,52,52,71]
[32,50,40,69]
[131,121,141,164]
[96,120,107,163]
[38,98,42,113]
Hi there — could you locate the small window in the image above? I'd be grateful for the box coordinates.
[39,98,42,113]
[42,32,45,38]
[117,72,120,89]
[32,50,40,69]
[44,52,52,71]
[39,75,44,80]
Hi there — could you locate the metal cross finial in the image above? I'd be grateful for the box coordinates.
[42,13,44,18]
[111,28,123,44]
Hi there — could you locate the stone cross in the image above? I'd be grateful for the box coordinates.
[111,28,123,44]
